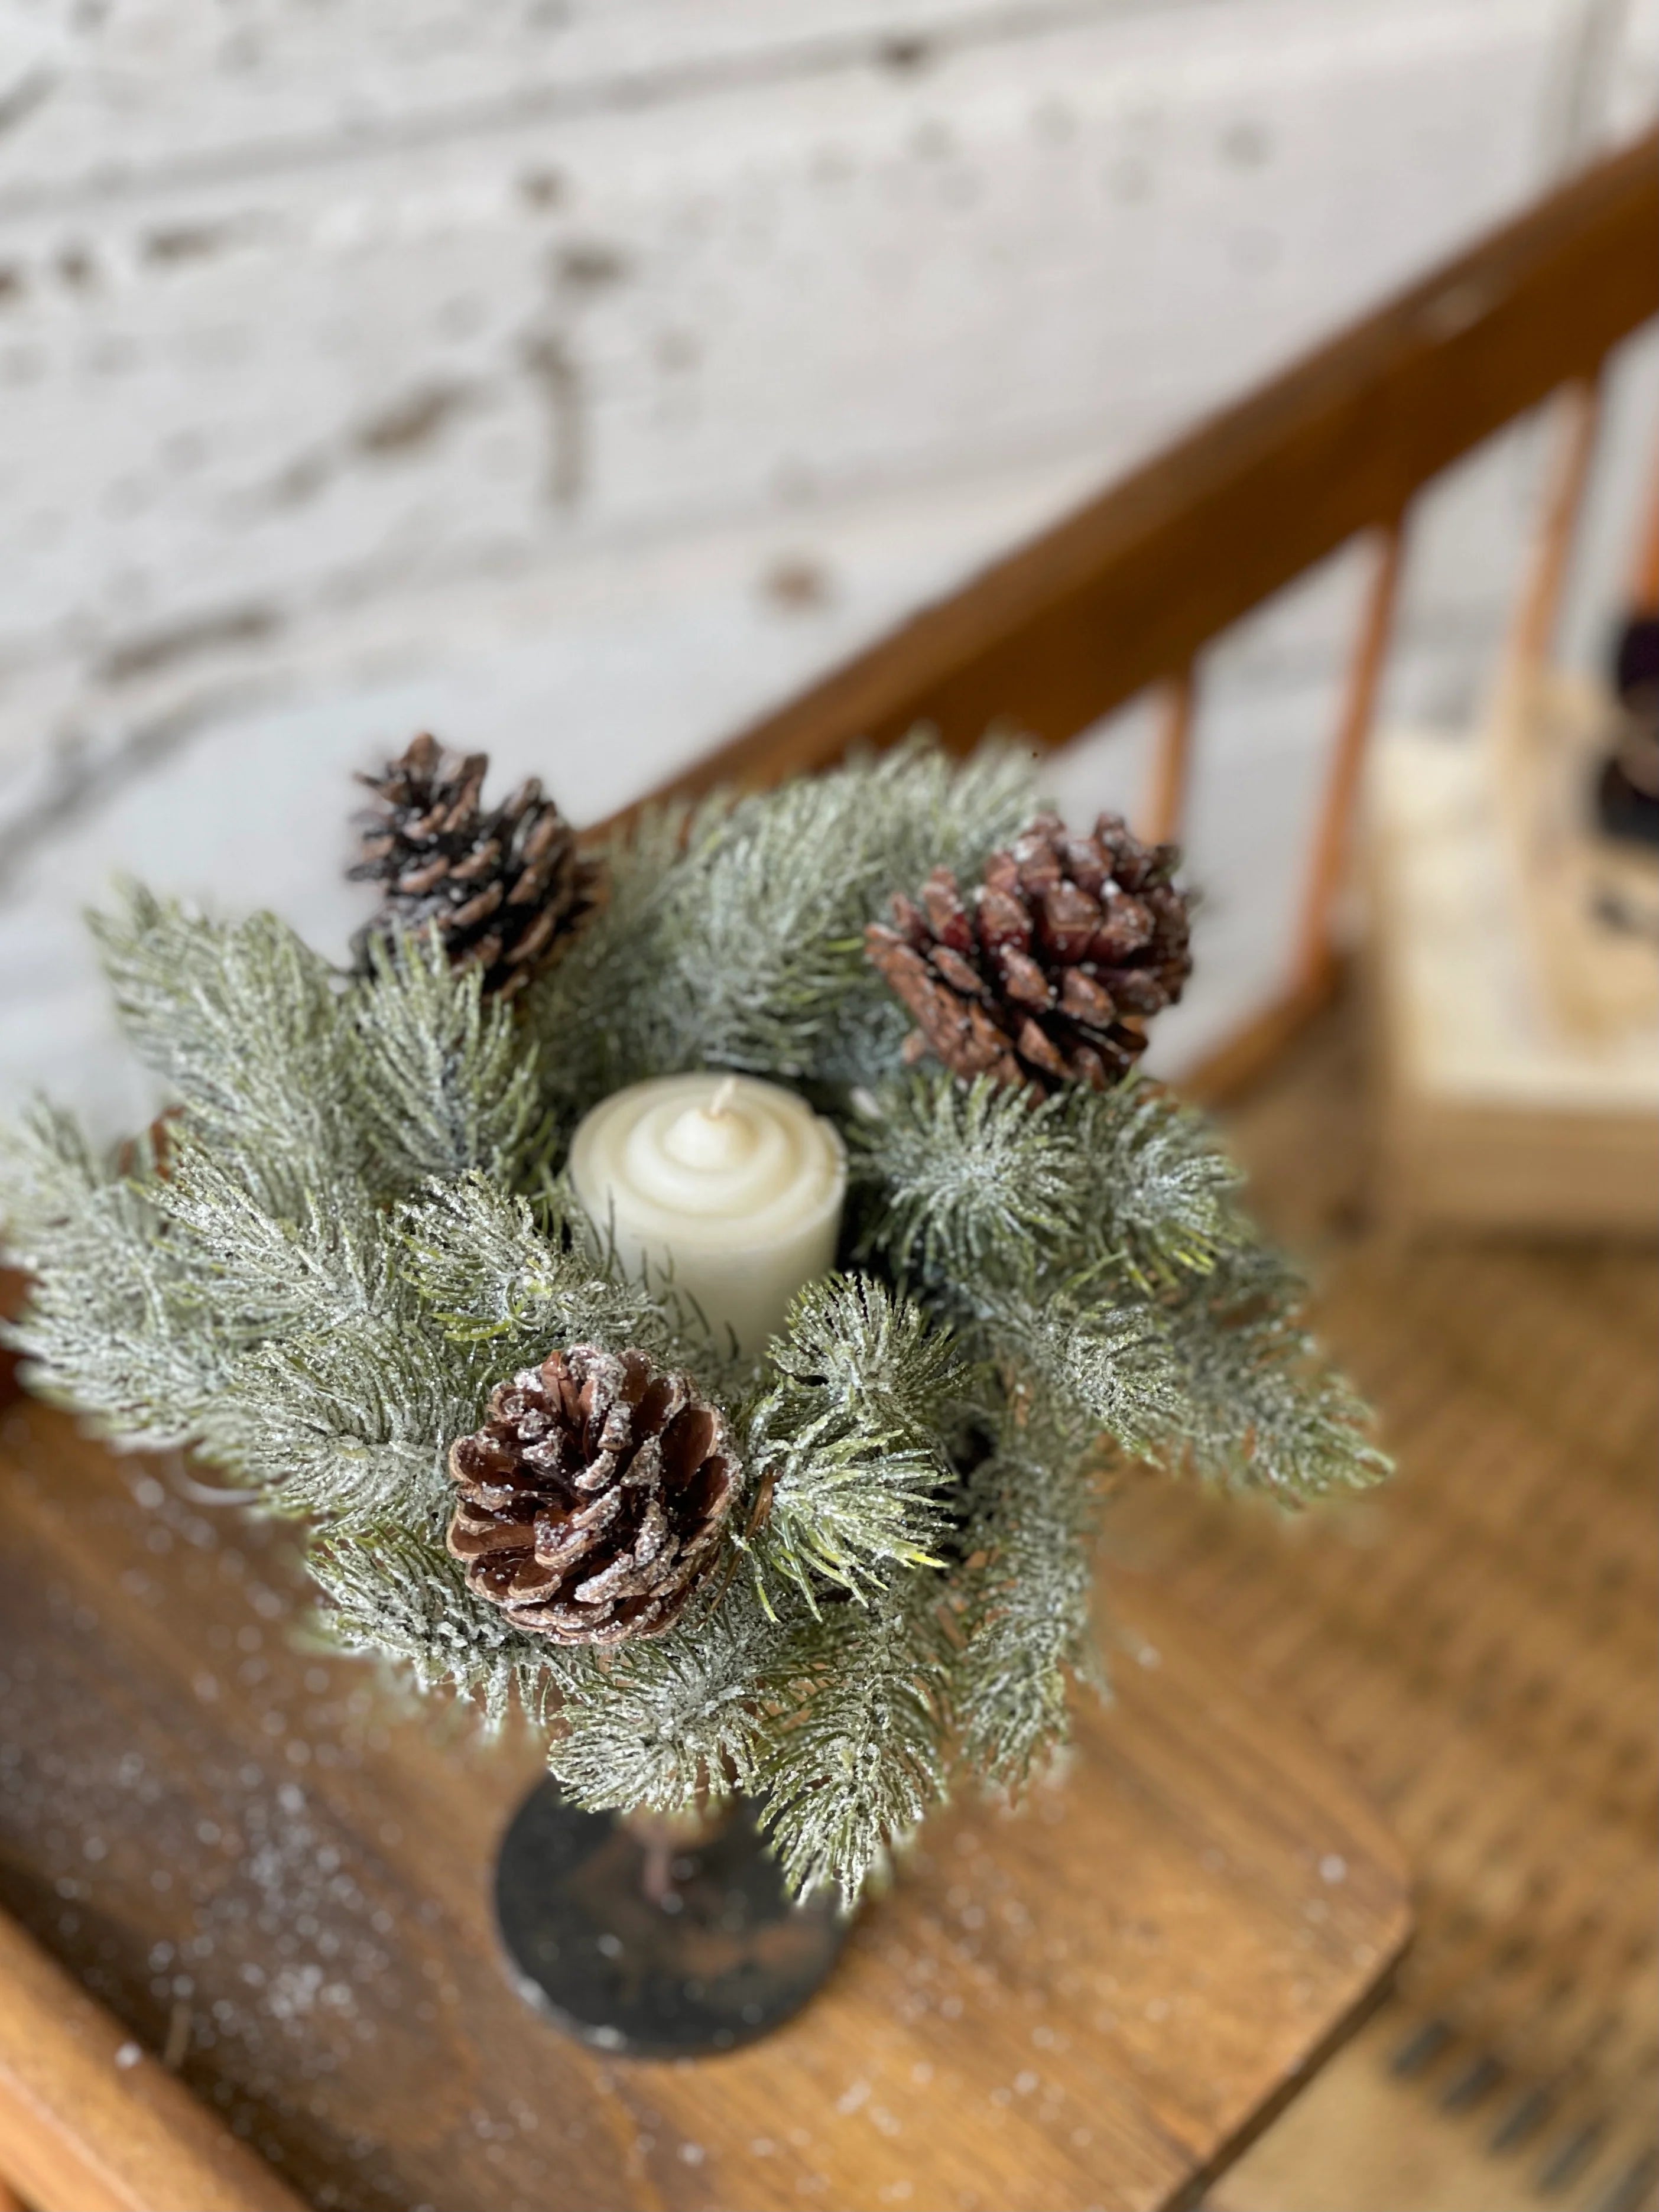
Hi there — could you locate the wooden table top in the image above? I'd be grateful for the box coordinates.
[0,1399,1409,2212]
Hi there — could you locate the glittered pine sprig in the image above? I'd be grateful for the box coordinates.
[0,734,1386,1905]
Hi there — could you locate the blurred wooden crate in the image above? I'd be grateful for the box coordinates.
[1368,689,1659,1234]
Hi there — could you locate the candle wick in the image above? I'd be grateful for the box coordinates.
[707,1076,740,1120]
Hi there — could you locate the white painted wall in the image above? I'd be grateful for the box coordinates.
[0,0,1654,1129]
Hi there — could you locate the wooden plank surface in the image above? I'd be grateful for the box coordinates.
[0,1401,1408,2212]
[1118,1000,1659,2212]
[0,1913,309,2212]
[624,129,1658,810]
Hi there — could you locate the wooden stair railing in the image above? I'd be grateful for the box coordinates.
[623,127,1659,1098]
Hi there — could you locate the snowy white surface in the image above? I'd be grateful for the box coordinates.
[1,0,1655,1133]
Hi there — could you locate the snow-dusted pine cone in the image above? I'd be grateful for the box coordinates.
[866,812,1193,1093]
[446,1346,739,1645]
[350,732,596,1001]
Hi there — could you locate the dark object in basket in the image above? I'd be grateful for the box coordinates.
[1594,615,1659,849]
[1614,610,1659,712]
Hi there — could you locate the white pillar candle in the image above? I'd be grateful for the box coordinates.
[567,1072,847,1357]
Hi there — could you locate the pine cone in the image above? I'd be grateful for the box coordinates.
[866,812,1193,1093]
[446,1346,739,1645]
[350,732,596,1001]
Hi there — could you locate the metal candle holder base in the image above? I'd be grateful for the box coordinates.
[494,1779,846,2057]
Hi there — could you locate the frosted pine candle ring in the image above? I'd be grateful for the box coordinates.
[567,1073,847,1357]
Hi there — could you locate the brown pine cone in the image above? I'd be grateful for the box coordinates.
[446,1346,739,1645]
[866,811,1193,1093]
[350,732,596,1001]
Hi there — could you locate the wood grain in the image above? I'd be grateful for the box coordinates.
[1116,999,1659,2212]
[615,129,1658,816]
[0,1401,1408,2212]
[0,1914,308,2212]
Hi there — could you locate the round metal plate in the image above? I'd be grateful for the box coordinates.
[494,1780,846,2057]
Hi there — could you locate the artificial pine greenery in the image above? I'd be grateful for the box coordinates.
[0,737,1388,1906]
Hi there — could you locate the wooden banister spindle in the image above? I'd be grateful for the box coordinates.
[1293,520,1407,994]
[1508,376,1603,675]
[1142,667,1199,845]
[1631,442,1659,613]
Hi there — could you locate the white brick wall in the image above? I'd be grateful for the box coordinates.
[0,0,1654,1127]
